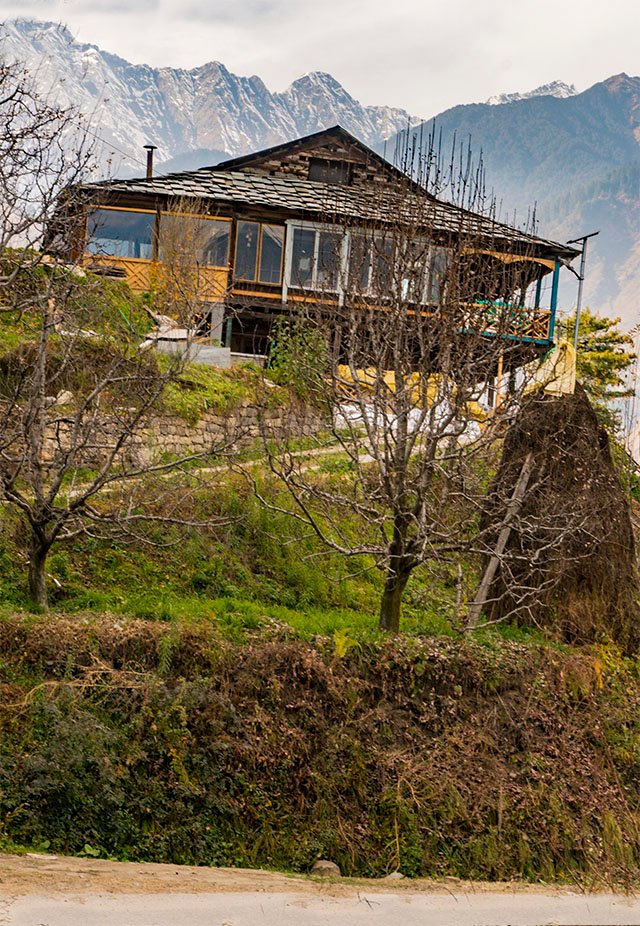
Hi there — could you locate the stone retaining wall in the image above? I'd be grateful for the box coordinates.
[146,400,324,459]
[43,399,326,466]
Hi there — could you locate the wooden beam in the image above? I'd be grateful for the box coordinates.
[467,452,535,628]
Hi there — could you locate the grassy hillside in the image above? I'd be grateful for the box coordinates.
[0,462,638,885]
[1,264,638,885]
[0,469,465,639]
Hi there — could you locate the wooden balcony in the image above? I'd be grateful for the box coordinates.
[463,301,553,343]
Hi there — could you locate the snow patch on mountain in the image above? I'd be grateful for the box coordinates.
[0,19,418,176]
[486,81,578,105]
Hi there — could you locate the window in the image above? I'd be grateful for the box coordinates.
[348,234,394,296]
[290,227,315,287]
[87,209,154,259]
[428,246,449,302]
[235,221,259,280]
[399,237,430,302]
[308,158,351,185]
[398,240,450,304]
[317,231,340,289]
[348,234,370,293]
[159,215,230,267]
[234,221,284,284]
[290,226,342,291]
[203,222,230,266]
[259,225,285,283]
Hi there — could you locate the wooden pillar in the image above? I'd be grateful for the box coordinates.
[495,351,504,409]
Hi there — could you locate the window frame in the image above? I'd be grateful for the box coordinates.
[85,206,234,269]
[347,231,396,298]
[283,223,449,307]
[308,157,352,186]
[284,221,348,300]
[158,211,231,269]
[85,205,157,262]
[396,238,450,305]
[233,220,285,285]
[427,245,450,304]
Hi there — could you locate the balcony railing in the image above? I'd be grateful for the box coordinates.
[81,255,230,303]
[466,301,553,343]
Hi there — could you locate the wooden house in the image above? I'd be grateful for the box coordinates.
[59,126,579,364]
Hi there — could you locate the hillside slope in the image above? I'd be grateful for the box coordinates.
[0,613,637,883]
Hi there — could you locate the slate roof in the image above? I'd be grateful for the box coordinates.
[82,128,579,263]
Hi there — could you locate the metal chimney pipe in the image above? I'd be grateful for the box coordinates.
[143,144,157,178]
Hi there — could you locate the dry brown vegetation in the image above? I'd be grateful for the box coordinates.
[0,612,638,885]
[483,385,638,650]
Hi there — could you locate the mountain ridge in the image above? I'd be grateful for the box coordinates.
[382,72,640,323]
[0,19,417,171]
[486,80,578,105]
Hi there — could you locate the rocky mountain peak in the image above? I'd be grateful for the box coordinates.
[601,73,640,95]
[0,18,417,173]
[486,80,577,105]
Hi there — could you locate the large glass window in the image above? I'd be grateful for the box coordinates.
[290,226,342,292]
[234,221,284,284]
[258,225,284,283]
[86,209,154,259]
[348,233,394,296]
[159,215,230,267]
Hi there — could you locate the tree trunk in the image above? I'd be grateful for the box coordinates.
[379,568,410,633]
[28,540,49,610]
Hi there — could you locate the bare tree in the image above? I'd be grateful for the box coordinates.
[0,60,232,608]
[256,142,558,632]
[0,52,93,308]
[0,262,236,608]
[152,196,231,334]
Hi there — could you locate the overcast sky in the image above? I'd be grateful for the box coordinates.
[0,0,638,117]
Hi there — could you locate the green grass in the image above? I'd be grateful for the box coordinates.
[0,458,563,649]
[161,360,282,424]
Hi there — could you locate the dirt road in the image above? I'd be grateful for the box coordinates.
[0,854,638,925]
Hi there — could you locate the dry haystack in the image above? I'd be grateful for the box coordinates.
[482,385,638,651]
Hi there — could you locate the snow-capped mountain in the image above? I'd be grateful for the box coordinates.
[486,81,578,105]
[0,19,417,175]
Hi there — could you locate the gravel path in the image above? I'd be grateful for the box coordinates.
[0,855,638,925]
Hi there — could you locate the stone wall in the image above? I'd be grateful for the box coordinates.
[146,399,325,459]
[42,398,326,467]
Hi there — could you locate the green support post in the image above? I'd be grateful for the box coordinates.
[534,274,543,309]
[549,259,560,341]
[224,316,233,349]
